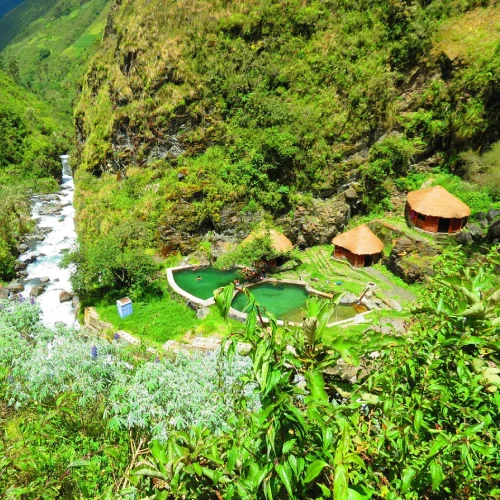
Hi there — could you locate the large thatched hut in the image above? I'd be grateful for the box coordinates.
[406,185,471,233]
[331,225,384,267]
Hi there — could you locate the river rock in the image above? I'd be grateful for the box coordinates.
[466,223,484,241]
[7,282,24,293]
[18,243,28,252]
[488,219,500,243]
[196,307,210,319]
[487,208,500,223]
[455,230,472,245]
[59,290,74,303]
[30,285,46,297]
[0,287,9,300]
[40,276,50,284]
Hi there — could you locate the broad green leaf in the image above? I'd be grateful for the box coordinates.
[334,464,348,500]
[304,460,329,483]
[430,460,444,492]
[276,463,295,498]
[282,439,296,454]
[306,369,329,403]
[401,467,416,494]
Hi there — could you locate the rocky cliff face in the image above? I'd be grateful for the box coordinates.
[73,0,500,253]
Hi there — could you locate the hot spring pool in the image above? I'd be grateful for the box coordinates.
[231,282,365,323]
[172,267,241,301]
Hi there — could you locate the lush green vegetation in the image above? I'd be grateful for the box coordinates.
[1,250,499,497]
[74,0,500,243]
[0,70,69,281]
[0,0,110,122]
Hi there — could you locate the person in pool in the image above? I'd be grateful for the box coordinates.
[196,275,202,281]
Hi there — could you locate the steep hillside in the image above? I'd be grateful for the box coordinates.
[0,70,69,279]
[0,0,111,121]
[73,0,500,254]
[0,0,24,20]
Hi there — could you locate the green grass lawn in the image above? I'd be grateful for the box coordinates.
[95,291,243,346]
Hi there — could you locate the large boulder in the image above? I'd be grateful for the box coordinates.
[455,230,472,245]
[488,219,500,243]
[59,290,74,303]
[0,287,9,300]
[386,237,437,284]
[30,285,45,297]
[487,208,500,223]
[7,282,24,294]
[281,194,351,247]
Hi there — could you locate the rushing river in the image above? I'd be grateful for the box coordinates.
[19,156,78,326]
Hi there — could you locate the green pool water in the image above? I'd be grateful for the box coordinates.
[232,282,310,322]
[231,282,365,322]
[173,267,241,300]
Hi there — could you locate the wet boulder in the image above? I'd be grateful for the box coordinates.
[30,285,46,297]
[7,282,24,294]
[59,290,74,303]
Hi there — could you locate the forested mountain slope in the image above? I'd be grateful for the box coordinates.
[74,0,500,254]
[0,70,69,279]
[0,0,111,122]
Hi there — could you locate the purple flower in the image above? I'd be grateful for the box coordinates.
[113,333,120,341]
[91,346,98,360]
[30,297,35,305]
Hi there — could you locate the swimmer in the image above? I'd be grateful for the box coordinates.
[196,275,202,281]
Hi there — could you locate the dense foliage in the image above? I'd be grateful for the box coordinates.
[0,0,110,122]
[1,251,499,498]
[0,299,253,497]
[0,70,69,280]
[73,0,500,254]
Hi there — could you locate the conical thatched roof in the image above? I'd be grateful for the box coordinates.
[407,185,471,218]
[242,228,293,253]
[332,225,384,255]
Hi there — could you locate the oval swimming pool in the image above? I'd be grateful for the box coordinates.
[173,267,241,301]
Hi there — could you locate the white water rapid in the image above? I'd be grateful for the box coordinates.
[19,155,78,326]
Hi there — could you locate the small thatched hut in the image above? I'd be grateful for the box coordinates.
[406,185,471,233]
[242,229,293,253]
[242,228,293,269]
[331,225,384,267]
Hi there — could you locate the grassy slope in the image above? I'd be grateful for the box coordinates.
[0,0,110,122]
[73,0,500,253]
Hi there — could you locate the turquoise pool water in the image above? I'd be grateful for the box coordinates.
[231,282,365,322]
[173,267,241,300]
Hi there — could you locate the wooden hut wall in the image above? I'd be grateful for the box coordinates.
[450,217,467,233]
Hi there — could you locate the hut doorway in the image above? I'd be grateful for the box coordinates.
[438,218,450,233]
[364,255,373,266]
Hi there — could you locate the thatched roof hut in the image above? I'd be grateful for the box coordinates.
[242,229,293,253]
[406,186,471,233]
[331,225,384,267]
